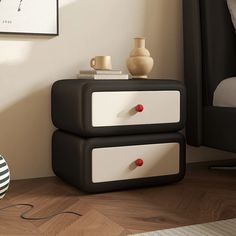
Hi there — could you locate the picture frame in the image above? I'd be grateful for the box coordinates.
[0,0,59,36]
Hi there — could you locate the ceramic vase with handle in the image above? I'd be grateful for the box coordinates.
[127,38,154,79]
[0,155,10,200]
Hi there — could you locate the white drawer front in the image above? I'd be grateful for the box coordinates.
[92,143,180,183]
[92,91,180,127]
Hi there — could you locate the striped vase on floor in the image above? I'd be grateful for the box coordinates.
[0,155,10,199]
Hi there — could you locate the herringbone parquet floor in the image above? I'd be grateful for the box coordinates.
[0,160,236,235]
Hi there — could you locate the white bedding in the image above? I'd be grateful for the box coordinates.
[227,0,236,31]
[213,77,236,107]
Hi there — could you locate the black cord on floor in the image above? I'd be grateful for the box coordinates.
[0,203,82,221]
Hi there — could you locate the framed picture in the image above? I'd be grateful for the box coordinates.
[0,0,59,35]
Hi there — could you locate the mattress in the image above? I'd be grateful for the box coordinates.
[213,77,236,107]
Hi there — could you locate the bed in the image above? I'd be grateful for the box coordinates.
[183,0,236,157]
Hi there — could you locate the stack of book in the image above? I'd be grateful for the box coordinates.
[78,70,129,80]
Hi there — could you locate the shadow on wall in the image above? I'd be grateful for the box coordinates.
[0,88,53,179]
[145,0,183,80]
[0,1,88,180]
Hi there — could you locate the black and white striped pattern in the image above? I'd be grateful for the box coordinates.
[0,155,10,199]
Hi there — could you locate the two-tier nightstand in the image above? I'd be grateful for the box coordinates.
[51,79,186,193]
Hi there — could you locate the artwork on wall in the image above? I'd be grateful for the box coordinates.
[0,0,58,35]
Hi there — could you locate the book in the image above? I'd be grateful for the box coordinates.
[77,74,129,80]
[80,70,122,75]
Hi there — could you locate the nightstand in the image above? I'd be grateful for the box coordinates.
[51,79,186,193]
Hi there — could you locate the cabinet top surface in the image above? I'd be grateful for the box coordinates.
[54,78,184,86]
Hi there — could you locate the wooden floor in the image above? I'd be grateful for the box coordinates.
[0,160,236,236]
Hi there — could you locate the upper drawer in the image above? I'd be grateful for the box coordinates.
[52,79,186,137]
[92,91,180,127]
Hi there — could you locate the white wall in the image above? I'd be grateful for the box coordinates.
[0,0,235,180]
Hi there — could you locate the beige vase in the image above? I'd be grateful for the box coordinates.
[127,38,154,79]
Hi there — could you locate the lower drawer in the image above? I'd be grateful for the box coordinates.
[92,142,180,183]
[52,131,186,193]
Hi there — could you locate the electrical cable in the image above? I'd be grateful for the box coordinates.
[0,203,82,221]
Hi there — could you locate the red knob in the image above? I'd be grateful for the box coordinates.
[135,159,144,167]
[135,104,144,112]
